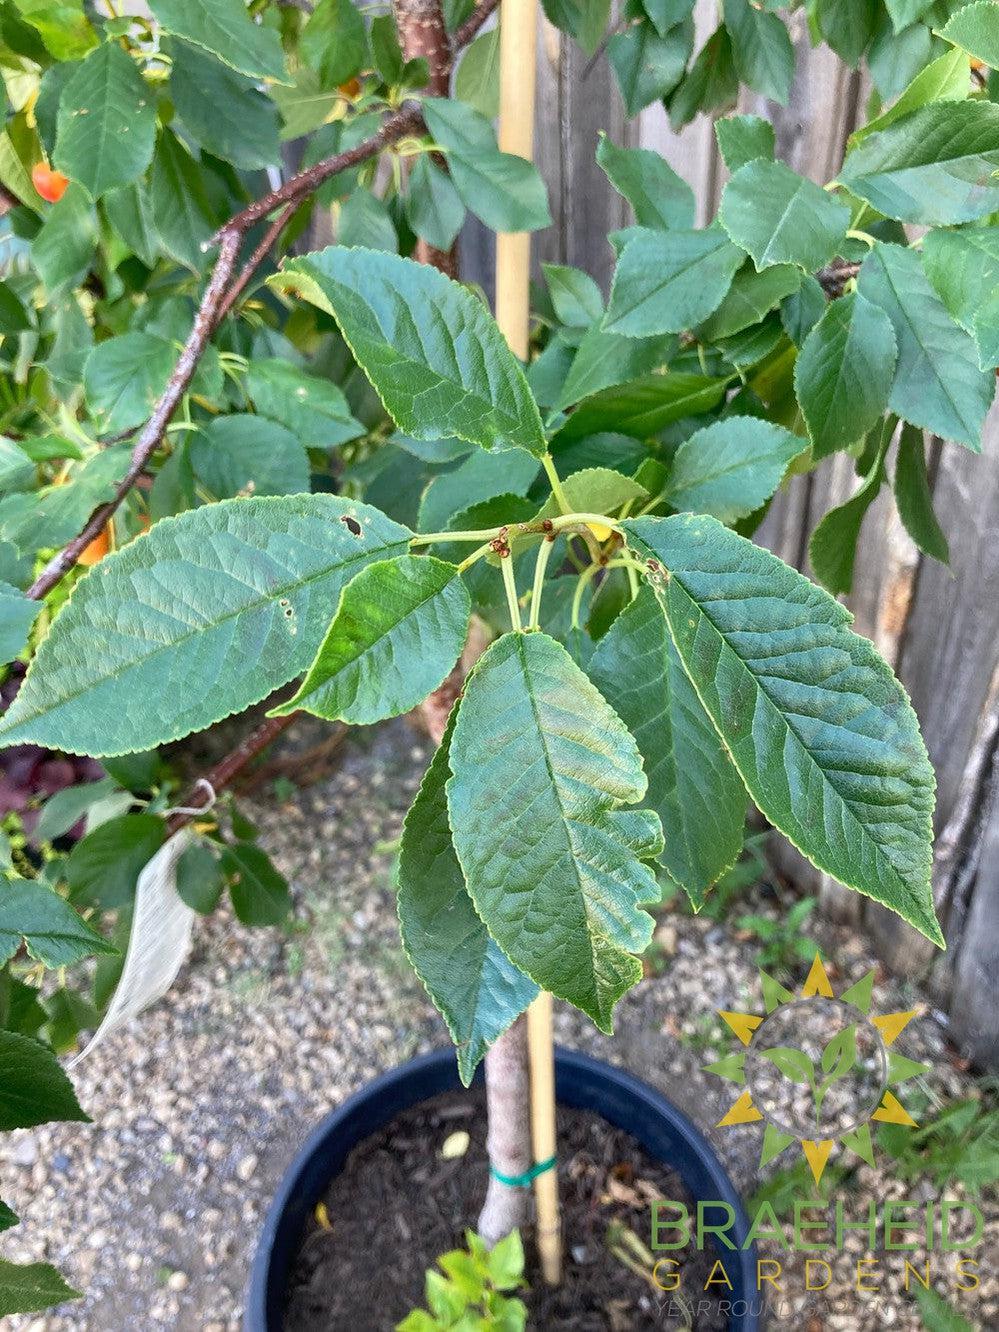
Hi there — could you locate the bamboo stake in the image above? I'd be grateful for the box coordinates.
[495,0,562,1286]
[495,0,537,359]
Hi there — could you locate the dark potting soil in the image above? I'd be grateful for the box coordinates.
[283,1089,731,1331]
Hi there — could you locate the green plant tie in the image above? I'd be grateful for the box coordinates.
[489,1155,557,1188]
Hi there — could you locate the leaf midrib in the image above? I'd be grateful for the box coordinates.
[2,530,408,735]
[634,538,931,917]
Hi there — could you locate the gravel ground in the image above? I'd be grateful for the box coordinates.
[2,720,995,1331]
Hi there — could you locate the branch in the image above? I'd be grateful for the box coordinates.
[166,711,298,835]
[27,0,501,603]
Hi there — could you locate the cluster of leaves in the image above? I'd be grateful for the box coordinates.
[0,0,996,1317]
[0,235,946,1078]
[548,0,999,126]
[879,1090,999,1192]
[398,1229,527,1332]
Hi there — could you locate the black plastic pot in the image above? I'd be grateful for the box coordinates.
[246,1046,760,1331]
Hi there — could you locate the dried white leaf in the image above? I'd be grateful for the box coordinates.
[72,830,195,1066]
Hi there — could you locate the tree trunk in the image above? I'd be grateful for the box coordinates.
[476,1015,534,1242]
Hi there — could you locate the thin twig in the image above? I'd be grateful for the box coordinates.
[213,201,299,328]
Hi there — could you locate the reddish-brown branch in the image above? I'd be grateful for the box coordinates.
[166,711,299,835]
[27,229,243,600]
[395,0,459,273]
[213,201,299,328]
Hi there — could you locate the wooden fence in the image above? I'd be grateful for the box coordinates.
[461,6,999,1067]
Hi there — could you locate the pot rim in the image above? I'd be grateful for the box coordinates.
[246,1045,760,1331]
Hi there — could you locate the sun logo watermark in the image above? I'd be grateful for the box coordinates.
[708,954,928,1184]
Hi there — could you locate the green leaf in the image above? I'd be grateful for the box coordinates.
[604,227,745,336]
[418,449,538,532]
[912,1284,975,1332]
[596,134,695,231]
[714,114,775,173]
[780,275,829,348]
[168,39,280,170]
[150,127,216,271]
[0,877,115,968]
[13,0,96,60]
[0,1259,80,1317]
[722,0,793,105]
[668,25,738,130]
[794,291,897,460]
[699,263,802,341]
[622,514,941,945]
[857,242,993,449]
[338,187,398,254]
[447,631,662,1029]
[541,269,599,335]
[455,27,500,118]
[405,155,465,252]
[840,101,999,225]
[247,359,364,449]
[422,99,551,233]
[719,160,850,272]
[31,182,97,297]
[398,713,537,1084]
[0,449,126,555]
[555,326,675,411]
[274,555,470,723]
[884,0,932,32]
[272,68,341,140]
[148,0,287,81]
[817,0,877,66]
[190,414,310,499]
[587,586,745,907]
[222,843,290,925]
[609,15,692,115]
[530,467,648,531]
[53,41,156,198]
[34,776,119,843]
[487,1228,525,1290]
[63,813,166,908]
[0,580,39,661]
[848,47,970,147]
[103,180,160,267]
[83,332,175,432]
[0,496,411,755]
[555,372,727,441]
[894,424,948,564]
[175,839,224,914]
[868,18,938,103]
[0,1200,16,1232]
[301,0,367,86]
[0,1027,89,1129]
[808,425,888,594]
[541,0,610,55]
[0,282,30,335]
[922,225,999,370]
[272,247,546,455]
[938,1,999,70]
[665,417,805,523]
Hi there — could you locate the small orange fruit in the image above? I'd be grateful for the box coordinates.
[31,162,69,203]
[338,76,362,98]
[78,524,111,566]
